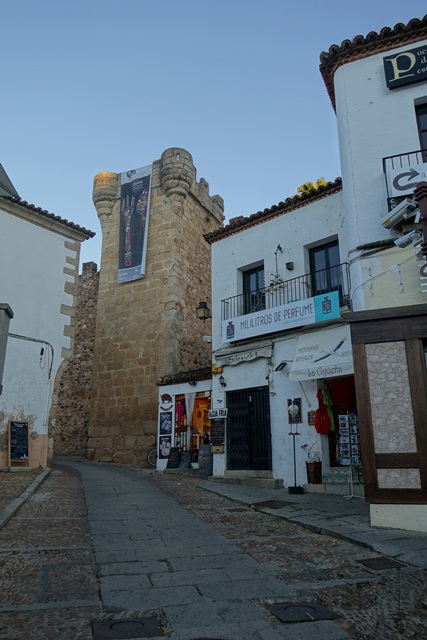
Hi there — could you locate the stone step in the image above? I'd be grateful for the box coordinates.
[207,476,284,489]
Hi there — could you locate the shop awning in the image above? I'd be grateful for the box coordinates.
[288,324,353,381]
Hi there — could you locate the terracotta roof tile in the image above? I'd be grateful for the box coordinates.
[157,366,212,386]
[204,178,342,244]
[320,14,427,110]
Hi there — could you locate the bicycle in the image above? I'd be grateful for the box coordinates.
[146,446,158,467]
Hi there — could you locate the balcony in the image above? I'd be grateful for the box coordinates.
[383,148,427,209]
[221,263,351,322]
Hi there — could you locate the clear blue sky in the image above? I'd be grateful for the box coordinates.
[2,1,424,267]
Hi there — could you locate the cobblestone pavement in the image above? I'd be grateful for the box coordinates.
[0,463,426,639]
[0,470,41,511]
[144,469,427,640]
[0,464,100,640]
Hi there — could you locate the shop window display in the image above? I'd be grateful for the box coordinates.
[174,393,211,458]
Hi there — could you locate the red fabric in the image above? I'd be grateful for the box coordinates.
[315,389,331,434]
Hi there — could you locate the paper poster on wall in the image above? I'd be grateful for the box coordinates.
[118,164,152,283]
[159,412,172,434]
[159,436,172,459]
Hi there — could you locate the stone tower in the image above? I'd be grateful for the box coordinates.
[88,148,224,463]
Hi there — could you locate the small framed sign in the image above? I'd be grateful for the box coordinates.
[287,398,302,424]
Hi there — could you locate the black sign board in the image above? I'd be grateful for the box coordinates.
[384,46,427,89]
[9,422,29,462]
[166,447,181,469]
[210,418,225,446]
[178,451,191,469]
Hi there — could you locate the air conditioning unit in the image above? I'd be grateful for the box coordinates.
[381,197,419,229]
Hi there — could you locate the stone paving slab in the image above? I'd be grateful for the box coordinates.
[1,459,426,639]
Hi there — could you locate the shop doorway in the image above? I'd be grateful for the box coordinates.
[226,386,271,471]
[323,377,358,467]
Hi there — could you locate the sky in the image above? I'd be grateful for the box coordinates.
[2,0,425,268]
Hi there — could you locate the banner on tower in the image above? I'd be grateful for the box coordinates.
[118,164,152,283]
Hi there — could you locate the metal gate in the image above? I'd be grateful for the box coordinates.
[226,386,271,470]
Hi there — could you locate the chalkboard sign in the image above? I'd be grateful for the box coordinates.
[210,418,225,446]
[166,447,181,469]
[9,421,29,464]
[178,451,191,469]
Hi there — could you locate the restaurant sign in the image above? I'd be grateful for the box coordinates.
[384,46,427,90]
[222,291,340,343]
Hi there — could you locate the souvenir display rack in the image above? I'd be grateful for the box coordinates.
[339,414,364,500]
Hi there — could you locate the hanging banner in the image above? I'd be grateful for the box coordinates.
[118,164,152,283]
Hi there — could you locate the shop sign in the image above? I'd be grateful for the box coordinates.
[384,46,427,89]
[222,291,340,343]
[208,408,228,419]
[289,324,353,381]
[215,345,272,366]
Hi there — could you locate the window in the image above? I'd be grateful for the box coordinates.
[309,241,342,298]
[243,265,265,314]
[416,104,427,155]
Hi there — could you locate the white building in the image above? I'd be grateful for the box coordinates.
[0,166,94,468]
[206,181,354,491]
[205,14,427,532]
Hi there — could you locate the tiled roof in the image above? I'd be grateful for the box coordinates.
[320,14,427,110]
[6,197,95,238]
[157,366,212,386]
[204,178,342,244]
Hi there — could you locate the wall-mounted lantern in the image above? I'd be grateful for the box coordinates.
[196,301,211,321]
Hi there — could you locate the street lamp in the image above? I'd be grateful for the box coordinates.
[196,301,211,321]
[288,401,304,495]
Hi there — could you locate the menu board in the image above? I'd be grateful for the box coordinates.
[166,447,181,469]
[178,451,191,469]
[9,422,29,463]
[210,418,225,446]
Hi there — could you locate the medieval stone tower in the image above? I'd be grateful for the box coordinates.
[88,148,224,463]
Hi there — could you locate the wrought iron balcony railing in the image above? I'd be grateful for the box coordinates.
[221,263,351,322]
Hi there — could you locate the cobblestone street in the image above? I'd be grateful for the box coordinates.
[144,470,427,639]
[0,462,426,639]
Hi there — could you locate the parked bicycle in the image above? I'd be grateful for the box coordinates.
[146,446,158,467]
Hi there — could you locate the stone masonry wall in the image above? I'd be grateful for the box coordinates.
[365,340,421,490]
[88,148,224,464]
[52,262,99,455]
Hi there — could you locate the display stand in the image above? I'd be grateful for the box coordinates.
[343,459,364,500]
[338,413,363,500]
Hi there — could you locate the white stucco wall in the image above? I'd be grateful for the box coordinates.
[334,38,427,309]
[210,192,344,486]
[211,192,344,353]
[0,206,78,465]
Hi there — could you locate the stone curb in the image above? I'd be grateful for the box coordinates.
[199,484,375,553]
[0,468,51,530]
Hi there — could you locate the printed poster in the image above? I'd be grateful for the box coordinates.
[118,164,152,283]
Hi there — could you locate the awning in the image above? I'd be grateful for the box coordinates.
[288,324,353,381]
